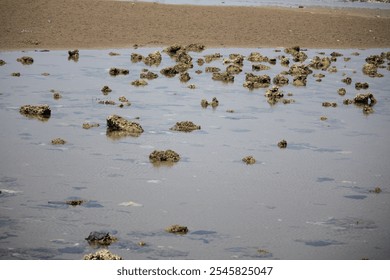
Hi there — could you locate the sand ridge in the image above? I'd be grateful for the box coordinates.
[1,0,390,50]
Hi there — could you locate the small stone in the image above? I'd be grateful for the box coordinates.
[337,88,346,96]
[51,138,66,145]
[83,249,122,260]
[242,156,256,165]
[17,56,34,65]
[278,139,287,148]
[170,121,201,132]
[109,67,129,76]
[165,225,188,234]
[101,86,112,94]
[149,150,180,163]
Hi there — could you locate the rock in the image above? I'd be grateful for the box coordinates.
[309,56,331,70]
[163,44,184,57]
[280,56,290,66]
[211,97,219,108]
[212,72,234,83]
[20,105,51,119]
[101,86,112,94]
[292,75,307,86]
[247,52,268,62]
[108,52,120,56]
[337,88,346,96]
[288,64,312,76]
[179,72,191,82]
[149,150,180,163]
[51,138,66,145]
[85,231,117,246]
[292,51,308,62]
[342,77,352,85]
[224,54,244,65]
[109,67,129,76]
[226,64,242,74]
[201,99,209,108]
[143,51,162,66]
[362,105,374,114]
[242,156,256,165]
[65,200,85,206]
[369,187,382,194]
[131,79,148,86]
[330,51,342,57]
[82,122,100,129]
[355,82,369,90]
[365,55,384,66]
[205,67,221,73]
[362,63,383,77]
[83,249,122,260]
[170,121,201,132]
[265,86,284,105]
[98,100,115,105]
[320,116,328,121]
[252,64,271,71]
[328,66,338,73]
[53,92,62,99]
[131,53,143,63]
[106,115,143,136]
[140,70,158,80]
[354,93,377,105]
[118,96,129,103]
[204,53,222,63]
[176,51,193,64]
[11,72,20,77]
[278,139,287,148]
[0,59,6,66]
[165,225,188,234]
[68,50,79,61]
[273,74,289,86]
[322,102,337,107]
[185,43,206,52]
[284,46,300,55]
[160,66,179,77]
[197,58,205,66]
[188,84,196,89]
[17,56,34,65]
[174,62,193,73]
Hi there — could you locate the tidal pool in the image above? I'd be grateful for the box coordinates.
[0,47,389,259]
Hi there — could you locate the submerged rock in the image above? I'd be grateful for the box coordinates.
[180,72,191,82]
[212,72,234,83]
[355,82,369,90]
[68,50,79,61]
[149,150,180,163]
[20,104,51,119]
[17,56,34,65]
[131,79,148,86]
[101,86,112,94]
[143,51,162,66]
[242,156,256,165]
[353,93,377,105]
[106,115,143,136]
[109,67,129,76]
[160,66,179,77]
[252,64,271,71]
[140,70,158,80]
[342,77,352,85]
[205,67,221,73]
[322,102,337,107]
[82,122,100,129]
[170,121,201,132]
[273,74,289,86]
[83,249,122,260]
[66,199,85,206]
[51,138,66,145]
[165,225,188,234]
[278,139,287,149]
[337,88,346,96]
[85,231,117,246]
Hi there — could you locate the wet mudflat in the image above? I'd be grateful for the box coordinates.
[0,47,389,259]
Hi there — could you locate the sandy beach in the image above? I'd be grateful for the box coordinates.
[1,0,390,50]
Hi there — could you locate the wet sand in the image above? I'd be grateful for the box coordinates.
[1,0,390,50]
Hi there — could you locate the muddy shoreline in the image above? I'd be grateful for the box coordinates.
[1,0,390,51]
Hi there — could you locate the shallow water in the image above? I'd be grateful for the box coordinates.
[131,0,390,9]
[0,47,389,259]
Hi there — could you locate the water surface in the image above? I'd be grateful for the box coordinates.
[0,47,389,259]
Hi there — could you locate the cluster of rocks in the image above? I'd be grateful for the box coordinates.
[165,224,189,234]
[16,56,34,65]
[19,104,51,120]
[201,97,219,108]
[85,231,117,246]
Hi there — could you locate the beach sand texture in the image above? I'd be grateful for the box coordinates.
[1,0,390,50]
